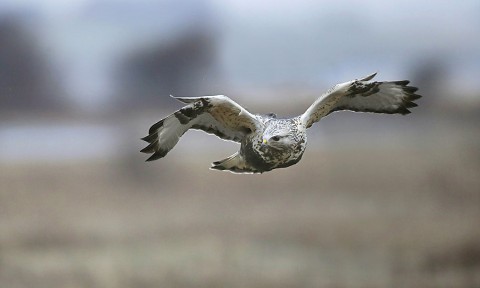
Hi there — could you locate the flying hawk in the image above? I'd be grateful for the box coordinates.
[141,73,421,173]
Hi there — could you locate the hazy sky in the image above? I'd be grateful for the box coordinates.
[1,0,479,108]
[1,0,478,162]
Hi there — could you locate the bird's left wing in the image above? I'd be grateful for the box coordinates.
[300,73,421,128]
[141,95,261,161]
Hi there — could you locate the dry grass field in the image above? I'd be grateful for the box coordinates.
[1,1,479,286]
[1,114,479,288]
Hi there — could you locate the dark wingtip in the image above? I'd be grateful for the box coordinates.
[409,93,422,100]
[145,149,168,161]
[403,86,418,94]
[405,101,418,108]
[146,153,162,162]
[393,80,410,86]
[141,133,157,143]
[210,165,224,170]
[145,156,156,162]
[360,72,377,82]
[140,146,152,154]
[399,82,422,114]
[140,140,159,153]
[148,119,164,134]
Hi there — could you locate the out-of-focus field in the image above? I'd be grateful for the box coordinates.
[1,1,479,286]
[1,114,479,288]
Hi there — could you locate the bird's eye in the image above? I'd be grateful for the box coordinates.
[271,136,280,141]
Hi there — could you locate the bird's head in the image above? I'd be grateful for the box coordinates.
[261,123,297,150]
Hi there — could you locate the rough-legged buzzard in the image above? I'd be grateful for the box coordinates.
[141,73,421,173]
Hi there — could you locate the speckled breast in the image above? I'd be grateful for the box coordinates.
[241,135,306,172]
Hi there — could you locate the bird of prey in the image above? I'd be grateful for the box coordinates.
[141,73,421,173]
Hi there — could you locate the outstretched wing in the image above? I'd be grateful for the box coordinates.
[141,95,261,161]
[300,73,421,128]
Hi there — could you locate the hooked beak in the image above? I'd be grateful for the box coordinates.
[262,138,268,145]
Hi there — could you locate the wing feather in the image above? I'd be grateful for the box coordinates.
[300,73,421,128]
[141,95,260,161]
[331,80,421,115]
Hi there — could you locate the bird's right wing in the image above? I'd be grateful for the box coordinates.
[141,95,261,161]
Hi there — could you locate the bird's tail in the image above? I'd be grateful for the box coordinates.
[211,152,259,174]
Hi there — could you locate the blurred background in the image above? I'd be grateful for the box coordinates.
[1,0,479,287]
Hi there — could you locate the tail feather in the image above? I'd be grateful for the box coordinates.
[211,152,259,173]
